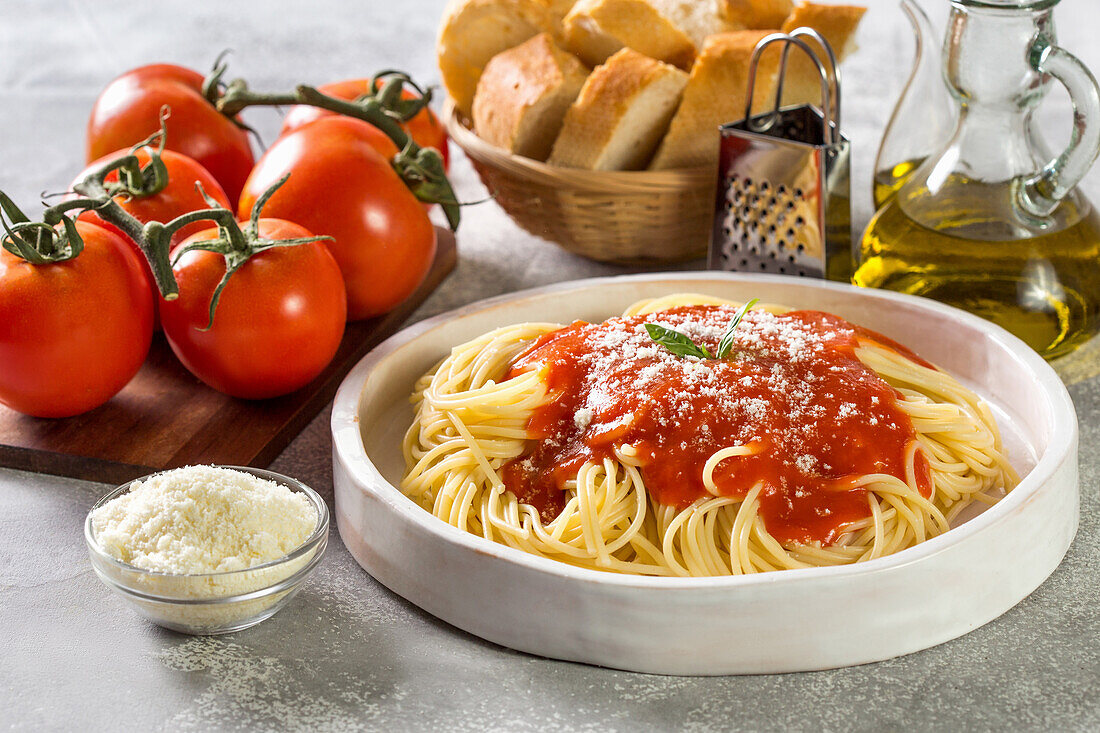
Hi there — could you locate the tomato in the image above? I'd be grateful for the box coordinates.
[279,79,450,169]
[0,222,153,417]
[74,147,231,249]
[238,116,436,321]
[73,148,232,323]
[87,64,254,206]
[159,219,347,400]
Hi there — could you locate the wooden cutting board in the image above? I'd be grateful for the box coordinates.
[0,228,456,485]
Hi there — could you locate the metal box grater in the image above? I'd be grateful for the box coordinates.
[710,29,852,281]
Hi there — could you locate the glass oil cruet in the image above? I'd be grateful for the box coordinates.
[856,0,1100,360]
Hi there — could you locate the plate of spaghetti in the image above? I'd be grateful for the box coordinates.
[332,273,1077,675]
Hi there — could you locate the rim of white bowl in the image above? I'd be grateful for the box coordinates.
[332,272,1078,591]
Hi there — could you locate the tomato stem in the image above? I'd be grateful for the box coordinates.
[0,191,84,264]
[170,175,332,329]
[204,63,461,230]
[71,162,178,300]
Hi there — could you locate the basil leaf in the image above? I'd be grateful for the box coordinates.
[715,298,760,359]
[645,323,711,359]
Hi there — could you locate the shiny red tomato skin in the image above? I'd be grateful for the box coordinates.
[279,79,450,169]
[238,116,436,321]
[87,64,254,206]
[0,222,154,417]
[159,219,347,400]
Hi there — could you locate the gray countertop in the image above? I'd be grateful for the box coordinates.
[3,1,1099,730]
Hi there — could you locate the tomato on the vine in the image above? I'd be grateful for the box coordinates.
[159,218,347,400]
[279,79,450,169]
[0,222,153,418]
[238,116,436,321]
[74,147,231,248]
[87,64,254,206]
[73,147,232,314]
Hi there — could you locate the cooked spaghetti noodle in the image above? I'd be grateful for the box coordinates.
[401,294,1017,577]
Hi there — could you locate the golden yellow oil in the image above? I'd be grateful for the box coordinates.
[856,179,1100,360]
[873,158,925,210]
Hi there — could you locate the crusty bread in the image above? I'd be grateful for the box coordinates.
[438,0,560,115]
[779,2,866,107]
[649,30,779,170]
[549,48,688,170]
[721,0,793,29]
[472,34,590,161]
[562,0,696,70]
[543,0,578,17]
[647,1,744,51]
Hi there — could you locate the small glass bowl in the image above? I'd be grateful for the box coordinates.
[84,466,329,635]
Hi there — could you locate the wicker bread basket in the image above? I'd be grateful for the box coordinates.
[444,102,716,265]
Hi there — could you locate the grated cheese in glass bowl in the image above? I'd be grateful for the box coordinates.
[84,465,328,635]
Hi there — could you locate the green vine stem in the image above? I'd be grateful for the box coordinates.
[0,119,179,271]
[1,124,326,324]
[0,191,85,264]
[203,62,461,230]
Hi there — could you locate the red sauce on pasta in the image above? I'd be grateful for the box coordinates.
[502,305,932,545]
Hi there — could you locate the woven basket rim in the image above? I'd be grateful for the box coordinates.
[443,100,715,192]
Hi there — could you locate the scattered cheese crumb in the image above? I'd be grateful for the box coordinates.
[574,408,593,431]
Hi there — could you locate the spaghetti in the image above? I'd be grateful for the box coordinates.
[401,294,1017,577]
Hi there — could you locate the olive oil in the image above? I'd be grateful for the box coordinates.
[856,179,1100,360]
[872,158,925,210]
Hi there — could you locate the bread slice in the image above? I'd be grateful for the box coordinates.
[649,30,780,170]
[549,48,688,170]
[647,0,744,51]
[438,0,559,115]
[562,0,695,70]
[543,0,579,17]
[779,2,866,108]
[721,0,793,29]
[472,34,590,161]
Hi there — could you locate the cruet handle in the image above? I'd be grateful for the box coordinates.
[1016,37,1100,218]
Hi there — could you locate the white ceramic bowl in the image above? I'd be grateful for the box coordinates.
[331,273,1078,675]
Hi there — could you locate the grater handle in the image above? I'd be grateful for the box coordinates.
[785,27,841,136]
[744,31,841,145]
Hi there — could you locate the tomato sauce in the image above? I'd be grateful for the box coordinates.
[501,305,932,545]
